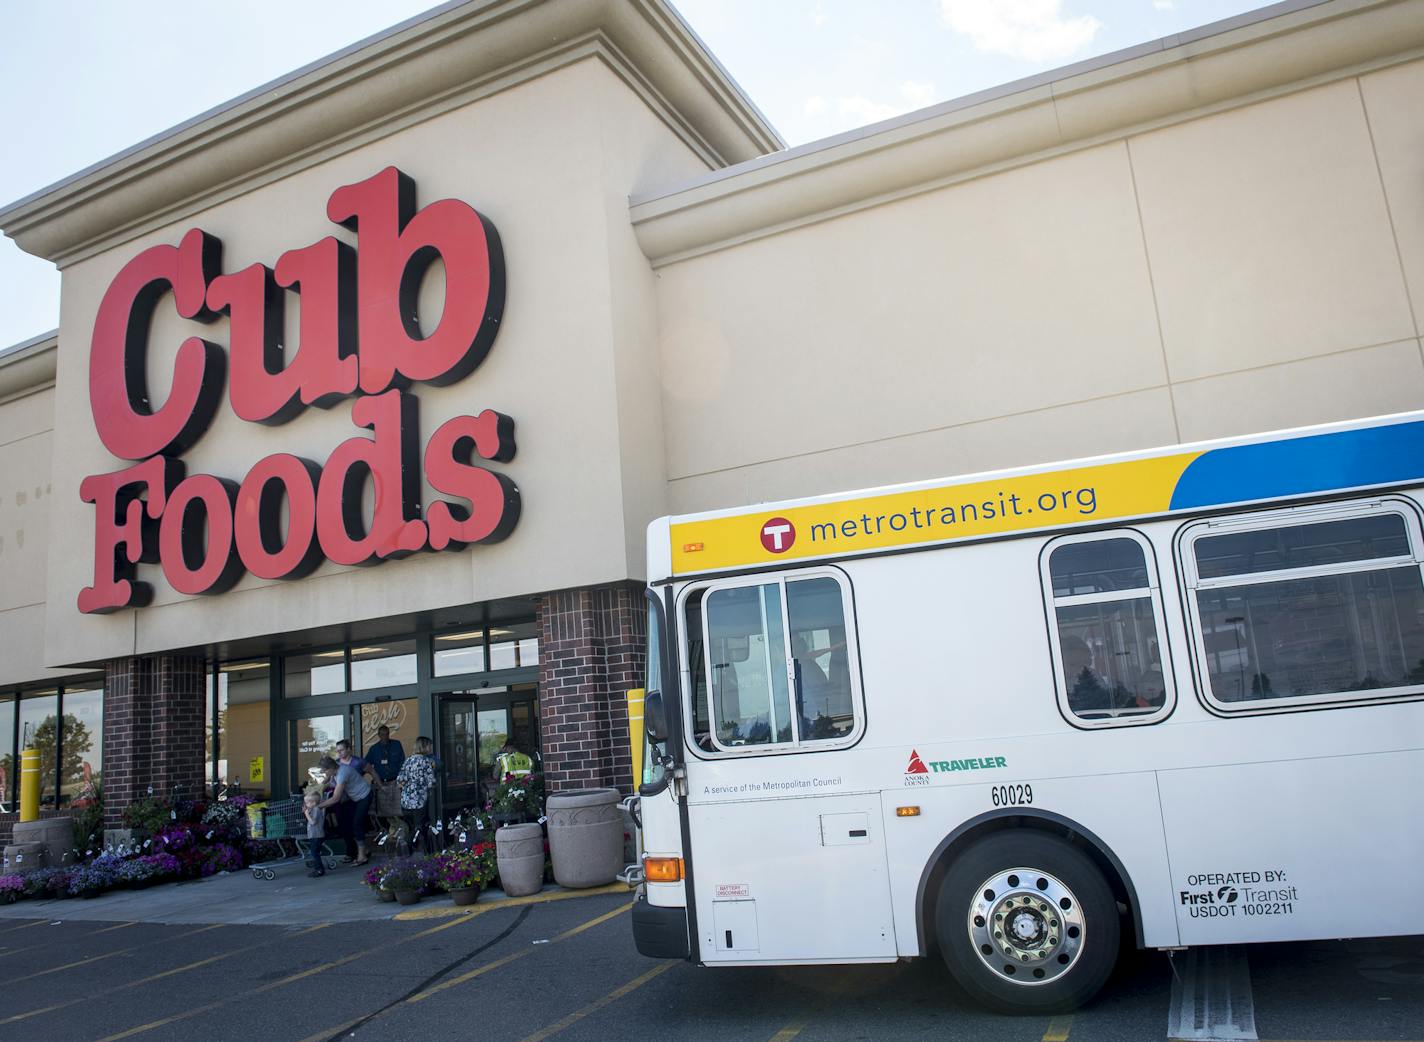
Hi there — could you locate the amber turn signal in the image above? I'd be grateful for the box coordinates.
[643,855,684,882]
[682,542,704,553]
[895,806,921,817]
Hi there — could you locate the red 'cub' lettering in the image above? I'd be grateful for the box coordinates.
[79,167,518,614]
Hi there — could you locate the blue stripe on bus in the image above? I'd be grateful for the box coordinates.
[1169,420,1424,510]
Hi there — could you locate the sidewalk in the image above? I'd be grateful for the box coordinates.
[0,858,628,926]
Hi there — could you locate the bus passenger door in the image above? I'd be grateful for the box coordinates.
[681,574,896,963]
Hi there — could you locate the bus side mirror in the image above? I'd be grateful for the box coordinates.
[645,690,667,744]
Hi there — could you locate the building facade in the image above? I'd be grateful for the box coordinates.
[2,0,1423,831]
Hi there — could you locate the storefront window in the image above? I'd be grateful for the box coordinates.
[433,630,486,676]
[350,641,417,690]
[222,660,272,797]
[0,694,14,812]
[285,650,346,697]
[59,686,103,807]
[18,689,59,807]
[489,622,539,671]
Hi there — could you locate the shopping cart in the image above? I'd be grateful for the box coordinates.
[248,797,337,880]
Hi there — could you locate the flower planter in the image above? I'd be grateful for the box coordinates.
[496,823,545,897]
[393,889,420,906]
[449,886,481,907]
[378,889,397,902]
[546,788,623,889]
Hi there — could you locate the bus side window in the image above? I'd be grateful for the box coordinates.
[1045,533,1173,726]
[1186,504,1424,710]
[704,584,793,747]
[684,592,713,750]
[787,576,855,740]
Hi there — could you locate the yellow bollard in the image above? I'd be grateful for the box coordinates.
[19,748,40,822]
[626,688,645,790]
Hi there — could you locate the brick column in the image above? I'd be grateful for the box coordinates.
[103,655,207,827]
[536,583,645,796]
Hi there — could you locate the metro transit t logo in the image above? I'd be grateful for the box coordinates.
[760,517,796,553]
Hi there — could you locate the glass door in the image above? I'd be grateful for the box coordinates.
[289,713,346,793]
[357,698,421,758]
[437,684,539,814]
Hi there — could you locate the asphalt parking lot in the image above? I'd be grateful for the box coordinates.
[0,887,1419,1042]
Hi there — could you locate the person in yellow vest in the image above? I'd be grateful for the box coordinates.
[493,741,532,780]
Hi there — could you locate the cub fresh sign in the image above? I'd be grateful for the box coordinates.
[79,167,518,614]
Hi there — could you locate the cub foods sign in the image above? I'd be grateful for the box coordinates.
[79,167,518,614]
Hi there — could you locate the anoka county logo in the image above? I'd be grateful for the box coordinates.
[904,749,931,786]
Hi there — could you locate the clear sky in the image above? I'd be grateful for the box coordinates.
[0,0,1273,349]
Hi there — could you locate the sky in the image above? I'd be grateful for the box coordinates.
[0,0,1278,350]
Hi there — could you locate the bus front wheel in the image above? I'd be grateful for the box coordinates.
[935,831,1119,1013]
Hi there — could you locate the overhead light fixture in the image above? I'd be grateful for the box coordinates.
[435,630,485,642]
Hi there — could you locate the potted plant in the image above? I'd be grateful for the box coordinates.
[383,857,435,906]
[437,845,496,906]
[363,862,396,902]
[0,875,22,904]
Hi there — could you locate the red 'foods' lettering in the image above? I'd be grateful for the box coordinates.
[79,167,517,614]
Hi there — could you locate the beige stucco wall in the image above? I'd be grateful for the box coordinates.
[43,56,707,669]
[0,380,74,686]
[654,63,1424,515]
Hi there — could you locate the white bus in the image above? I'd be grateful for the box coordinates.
[626,411,1424,1012]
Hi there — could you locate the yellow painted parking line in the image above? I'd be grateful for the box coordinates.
[93,912,489,1041]
[1043,1015,1072,1041]
[0,920,48,936]
[394,881,629,920]
[1,924,332,1026]
[8,922,223,983]
[93,921,138,935]
[408,901,633,1003]
[515,962,678,1042]
[769,1017,809,1041]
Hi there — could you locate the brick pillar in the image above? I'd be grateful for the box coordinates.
[536,583,645,796]
[103,655,207,827]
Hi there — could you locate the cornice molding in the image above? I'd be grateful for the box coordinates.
[0,0,781,268]
[0,331,59,402]
[631,0,1424,267]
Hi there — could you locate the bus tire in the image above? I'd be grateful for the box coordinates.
[935,831,1119,1013]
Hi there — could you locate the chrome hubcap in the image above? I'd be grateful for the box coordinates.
[967,867,1085,986]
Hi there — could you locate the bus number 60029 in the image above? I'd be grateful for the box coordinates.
[991,783,1033,807]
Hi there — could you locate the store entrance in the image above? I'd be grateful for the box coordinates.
[437,684,538,816]
[287,697,421,794]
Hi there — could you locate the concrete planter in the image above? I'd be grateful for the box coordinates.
[547,788,622,889]
[495,823,545,897]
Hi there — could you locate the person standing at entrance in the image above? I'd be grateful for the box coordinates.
[318,754,372,866]
[397,736,438,855]
[367,725,405,784]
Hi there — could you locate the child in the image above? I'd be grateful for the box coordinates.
[303,790,326,877]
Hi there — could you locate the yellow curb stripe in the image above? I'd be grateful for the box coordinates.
[514,961,677,1042]
[408,902,632,1003]
[393,882,630,921]
[1043,1015,1073,1041]
[769,1018,809,1042]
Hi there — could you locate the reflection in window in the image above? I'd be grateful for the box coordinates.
[1189,506,1424,708]
[433,631,486,676]
[350,641,417,690]
[0,695,14,812]
[1047,535,1169,723]
[60,687,103,808]
[18,690,58,807]
[285,650,345,697]
[222,661,272,796]
[787,577,854,740]
[706,584,792,747]
[489,623,539,671]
